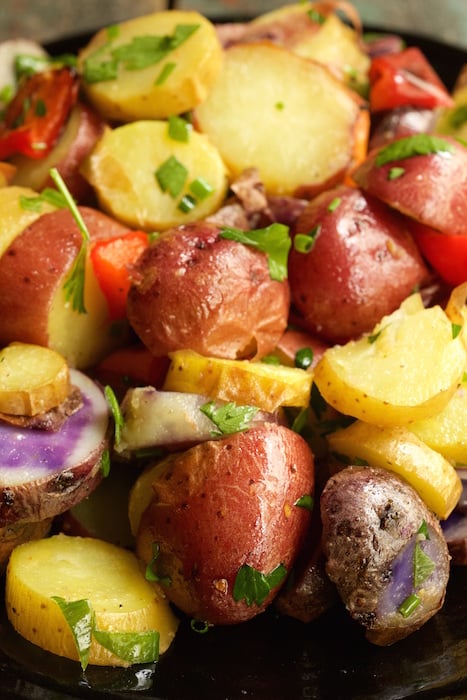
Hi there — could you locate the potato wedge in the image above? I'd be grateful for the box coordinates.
[78,11,223,121]
[81,121,228,230]
[6,533,179,667]
[313,294,467,425]
[163,349,312,412]
[0,342,70,416]
[328,421,462,519]
[0,185,57,258]
[194,41,367,196]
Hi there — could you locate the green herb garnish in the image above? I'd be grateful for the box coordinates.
[233,563,287,606]
[168,114,191,142]
[93,628,160,664]
[328,197,341,212]
[145,542,171,586]
[375,134,455,167]
[452,323,462,339]
[294,347,313,370]
[398,592,421,618]
[51,597,93,671]
[104,384,124,446]
[388,166,405,180]
[155,155,188,198]
[294,225,321,253]
[219,223,291,282]
[200,400,258,436]
[294,494,314,511]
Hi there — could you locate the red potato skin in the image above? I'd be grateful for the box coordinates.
[353,136,467,236]
[288,185,428,343]
[136,423,314,625]
[127,222,290,360]
[0,206,128,349]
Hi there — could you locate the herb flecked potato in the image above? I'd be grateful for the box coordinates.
[135,423,314,625]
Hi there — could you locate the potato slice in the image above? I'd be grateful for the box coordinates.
[6,533,179,667]
[163,349,313,412]
[0,342,70,416]
[328,421,462,519]
[81,121,228,230]
[0,185,57,258]
[313,294,467,425]
[194,41,367,196]
[78,11,223,121]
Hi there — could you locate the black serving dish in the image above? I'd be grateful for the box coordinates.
[0,20,466,700]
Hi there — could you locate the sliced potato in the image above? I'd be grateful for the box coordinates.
[0,342,70,416]
[313,294,467,425]
[194,41,367,196]
[0,185,57,258]
[162,349,313,412]
[78,10,223,121]
[6,533,179,667]
[81,120,228,230]
[328,421,462,519]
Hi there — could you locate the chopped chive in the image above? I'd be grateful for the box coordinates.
[156,61,176,85]
[178,194,197,213]
[398,593,421,618]
[167,114,191,142]
[155,155,188,198]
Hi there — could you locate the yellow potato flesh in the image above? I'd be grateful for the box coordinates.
[81,121,228,231]
[0,342,70,415]
[328,421,462,519]
[78,11,223,121]
[194,41,363,195]
[314,299,467,425]
[6,534,179,667]
[163,349,312,412]
[0,185,56,258]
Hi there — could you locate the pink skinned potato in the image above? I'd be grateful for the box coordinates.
[288,185,429,343]
[353,135,467,236]
[127,221,290,360]
[136,423,314,625]
[10,102,105,203]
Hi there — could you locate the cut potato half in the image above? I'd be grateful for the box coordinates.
[194,41,367,196]
[313,294,467,425]
[328,421,462,519]
[0,185,57,258]
[78,10,223,121]
[163,349,313,412]
[0,342,70,416]
[82,121,228,230]
[6,533,179,667]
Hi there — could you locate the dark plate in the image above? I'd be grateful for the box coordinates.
[0,20,467,700]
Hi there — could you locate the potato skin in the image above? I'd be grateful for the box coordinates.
[127,222,290,360]
[288,186,428,343]
[136,423,314,625]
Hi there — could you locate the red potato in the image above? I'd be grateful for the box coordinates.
[274,327,329,369]
[136,423,314,625]
[127,222,290,360]
[353,135,467,236]
[288,185,428,343]
[0,206,130,369]
[10,102,105,202]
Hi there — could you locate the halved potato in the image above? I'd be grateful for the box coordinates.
[5,533,179,667]
[328,421,462,519]
[194,41,368,196]
[0,342,70,416]
[81,121,228,230]
[313,294,467,425]
[78,10,223,121]
[162,349,313,412]
[0,185,57,258]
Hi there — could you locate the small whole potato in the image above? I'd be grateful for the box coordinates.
[288,185,428,343]
[127,221,290,360]
[136,423,314,625]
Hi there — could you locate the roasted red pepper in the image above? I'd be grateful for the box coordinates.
[369,46,454,113]
[409,219,467,286]
[0,66,79,160]
[90,230,150,320]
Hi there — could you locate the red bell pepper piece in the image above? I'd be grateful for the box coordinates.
[409,220,467,286]
[90,230,150,320]
[369,47,454,113]
[0,66,78,160]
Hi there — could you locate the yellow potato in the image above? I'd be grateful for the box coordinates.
[163,349,313,412]
[81,120,229,230]
[6,533,179,667]
[0,185,57,258]
[78,10,223,121]
[328,421,462,519]
[194,41,367,196]
[313,294,467,425]
[0,342,70,416]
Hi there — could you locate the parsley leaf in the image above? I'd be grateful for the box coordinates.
[200,400,258,436]
[93,629,160,664]
[233,563,287,606]
[375,134,455,167]
[51,597,93,671]
[219,223,291,282]
[104,384,124,446]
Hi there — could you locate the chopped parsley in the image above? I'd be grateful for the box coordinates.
[104,384,124,446]
[294,494,314,511]
[375,134,455,167]
[219,223,291,282]
[200,400,258,436]
[155,155,188,197]
[293,225,321,253]
[233,563,287,606]
[294,347,314,370]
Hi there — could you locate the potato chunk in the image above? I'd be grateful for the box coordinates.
[78,11,223,121]
[313,294,467,425]
[194,41,367,196]
[82,121,228,230]
[6,533,179,667]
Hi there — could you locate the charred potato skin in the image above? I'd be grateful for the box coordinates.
[136,423,314,625]
[320,465,450,645]
[127,221,290,360]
